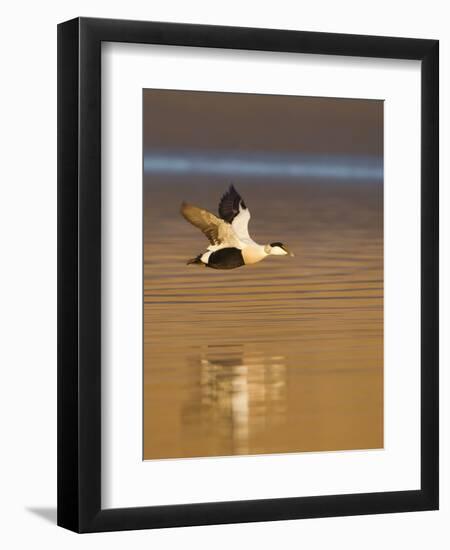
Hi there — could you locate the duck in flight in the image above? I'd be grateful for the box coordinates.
[180,185,294,270]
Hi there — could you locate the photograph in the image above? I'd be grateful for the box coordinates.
[52,9,440,537]
[143,89,384,460]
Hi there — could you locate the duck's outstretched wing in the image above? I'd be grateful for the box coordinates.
[218,185,251,240]
[180,202,238,246]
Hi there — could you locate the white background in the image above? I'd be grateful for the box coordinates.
[0,1,448,548]
[102,44,421,508]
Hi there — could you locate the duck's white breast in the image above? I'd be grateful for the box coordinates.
[242,245,266,265]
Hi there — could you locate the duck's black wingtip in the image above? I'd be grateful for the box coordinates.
[218,184,244,222]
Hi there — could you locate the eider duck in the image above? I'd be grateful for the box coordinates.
[181,185,294,270]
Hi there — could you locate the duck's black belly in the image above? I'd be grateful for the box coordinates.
[207,247,245,270]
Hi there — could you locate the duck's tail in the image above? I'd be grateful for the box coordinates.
[186,254,204,266]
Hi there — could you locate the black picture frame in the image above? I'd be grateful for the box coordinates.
[57,17,439,533]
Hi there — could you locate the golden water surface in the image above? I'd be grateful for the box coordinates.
[144,180,383,459]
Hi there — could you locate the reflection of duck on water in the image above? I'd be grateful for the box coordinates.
[182,346,287,455]
[181,185,294,269]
